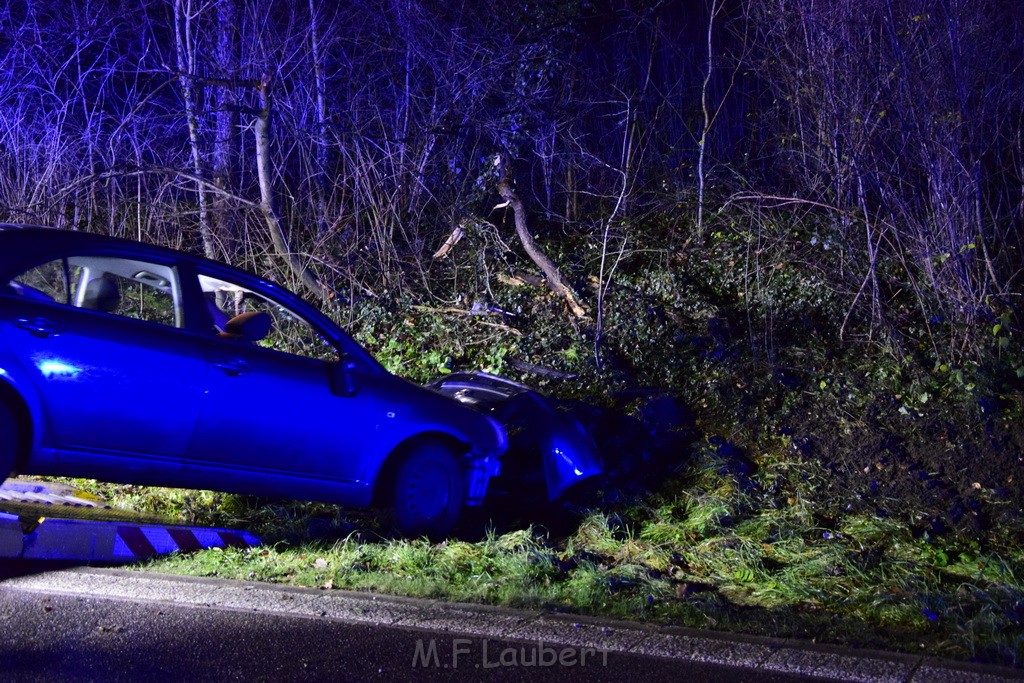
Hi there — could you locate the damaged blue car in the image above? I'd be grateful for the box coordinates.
[0,225,601,538]
[0,225,509,538]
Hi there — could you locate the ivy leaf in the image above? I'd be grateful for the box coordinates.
[733,568,755,582]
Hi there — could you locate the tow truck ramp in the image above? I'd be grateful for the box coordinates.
[0,479,260,563]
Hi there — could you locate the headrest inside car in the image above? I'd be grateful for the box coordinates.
[81,277,121,313]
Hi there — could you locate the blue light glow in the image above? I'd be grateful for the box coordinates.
[553,445,584,477]
[37,359,81,379]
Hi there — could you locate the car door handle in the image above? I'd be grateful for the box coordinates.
[16,317,59,338]
[213,358,250,376]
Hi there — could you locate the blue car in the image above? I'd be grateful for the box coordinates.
[0,225,507,538]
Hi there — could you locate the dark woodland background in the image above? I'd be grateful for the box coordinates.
[1,0,1022,358]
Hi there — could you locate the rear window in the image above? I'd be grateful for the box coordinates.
[9,259,68,303]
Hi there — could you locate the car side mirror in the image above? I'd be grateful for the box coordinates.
[329,358,359,397]
[220,311,272,342]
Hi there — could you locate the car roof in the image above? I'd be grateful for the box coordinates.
[0,224,295,315]
[0,224,184,260]
[0,225,258,285]
[0,223,56,231]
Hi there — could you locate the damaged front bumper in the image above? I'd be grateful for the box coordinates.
[465,453,502,506]
[428,372,603,502]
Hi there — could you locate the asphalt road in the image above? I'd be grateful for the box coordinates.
[1,563,1019,682]
[0,578,809,682]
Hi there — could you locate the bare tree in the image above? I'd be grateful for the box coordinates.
[746,0,1023,352]
[696,0,722,236]
[253,77,325,296]
[211,0,242,261]
[173,0,215,259]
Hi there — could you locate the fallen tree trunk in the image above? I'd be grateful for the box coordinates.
[497,179,586,318]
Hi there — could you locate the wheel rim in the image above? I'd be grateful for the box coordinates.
[400,458,452,524]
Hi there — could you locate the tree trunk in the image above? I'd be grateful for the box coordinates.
[173,0,214,260]
[697,0,719,237]
[307,0,330,237]
[254,79,328,299]
[497,179,586,318]
[212,0,242,261]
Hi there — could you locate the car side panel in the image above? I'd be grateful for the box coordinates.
[185,338,377,486]
[0,296,207,461]
[184,342,502,507]
[23,447,373,506]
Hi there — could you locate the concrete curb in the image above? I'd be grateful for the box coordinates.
[3,567,1021,681]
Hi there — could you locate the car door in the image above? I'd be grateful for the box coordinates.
[183,270,379,491]
[2,253,207,474]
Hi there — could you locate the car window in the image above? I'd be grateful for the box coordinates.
[7,255,182,328]
[198,273,338,361]
[69,256,180,327]
[9,259,69,303]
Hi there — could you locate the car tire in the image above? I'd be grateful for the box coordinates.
[386,443,465,540]
[0,400,17,484]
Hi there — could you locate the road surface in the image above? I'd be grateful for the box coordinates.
[1,564,1018,682]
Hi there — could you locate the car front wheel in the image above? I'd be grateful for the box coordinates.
[387,443,465,540]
